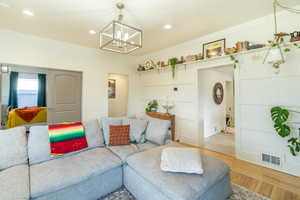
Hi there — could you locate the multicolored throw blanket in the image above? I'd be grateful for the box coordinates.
[48,122,88,157]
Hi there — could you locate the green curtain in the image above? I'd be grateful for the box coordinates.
[37,73,47,107]
[8,71,19,109]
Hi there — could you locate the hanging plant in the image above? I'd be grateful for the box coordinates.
[229,54,239,69]
[169,57,178,79]
[271,106,300,156]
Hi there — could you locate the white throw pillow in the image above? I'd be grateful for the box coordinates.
[0,127,28,170]
[122,118,148,143]
[161,147,203,174]
[100,117,123,144]
[145,118,170,145]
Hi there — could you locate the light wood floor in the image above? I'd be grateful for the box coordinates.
[182,143,300,200]
[204,133,235,157]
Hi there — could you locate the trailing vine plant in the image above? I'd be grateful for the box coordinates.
[169,57,178,79]
[229,54,239,69]
[267,38,300,53]
[271,106,300,156]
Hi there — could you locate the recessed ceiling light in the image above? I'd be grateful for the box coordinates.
[164,24,172,30]
[23,9,34,16]
[89,30,96,35]
[0,2,10,8]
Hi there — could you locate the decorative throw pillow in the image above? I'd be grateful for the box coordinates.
[101,117,123,144]
[161,147,204,174]
[0,127,27,170]
[122,118,148,143]
[109,125,130,146]
[83,120,104,148]
[145,118,171,145]
[49,122,88,157]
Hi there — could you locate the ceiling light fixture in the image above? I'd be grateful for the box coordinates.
[263,0,300,69]
[164,24,172,30]
[89,30,96,35]
[99,2,142,54]
[23,9,34,16]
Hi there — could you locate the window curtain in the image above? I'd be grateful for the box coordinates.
[37,73,46,107]
[8,71,19,109]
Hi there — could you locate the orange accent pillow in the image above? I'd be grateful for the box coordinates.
[109,125,130,146]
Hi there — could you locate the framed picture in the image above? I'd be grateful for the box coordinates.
[108,79,116,99]
[213,82,224,105]
[203,39,226,59]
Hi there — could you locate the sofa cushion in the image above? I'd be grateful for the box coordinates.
[136,141,158,152]
[122,118,148,143]
[0,164,30,200]
[145,119,170,145]
[28,122,104,165]
[126,143,230,200]
[30,147,122,199]
[108,144,139,162]
[0,127,27,170]
[101,117,123,144]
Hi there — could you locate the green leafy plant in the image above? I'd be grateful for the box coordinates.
[271,107,289,125]
[145,100,159,112]
[293,43,300,49]
[229,55,239,69]
[169,57,178,79]
[271,106,300,156]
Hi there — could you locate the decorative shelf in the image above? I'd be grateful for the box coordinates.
[137,40,300,74]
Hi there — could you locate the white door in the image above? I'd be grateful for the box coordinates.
[47,70,82,124]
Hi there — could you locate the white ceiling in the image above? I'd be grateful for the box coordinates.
[0,0,280,55]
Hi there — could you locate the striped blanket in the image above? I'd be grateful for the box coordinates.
[49,122,88,157]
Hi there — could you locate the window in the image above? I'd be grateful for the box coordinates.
[17,78,38,108]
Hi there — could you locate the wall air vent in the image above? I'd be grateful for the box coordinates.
[262,153,281,166]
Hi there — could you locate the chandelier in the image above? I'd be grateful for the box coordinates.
[263,0,300,69]
[99,3,142,54]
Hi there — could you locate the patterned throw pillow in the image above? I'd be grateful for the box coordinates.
[109,125,130,146]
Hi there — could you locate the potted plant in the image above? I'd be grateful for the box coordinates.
[271,106,300,156]
[145,100,159,112]
[169,57,178,79]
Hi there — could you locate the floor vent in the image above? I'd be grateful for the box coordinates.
[262,153,281,166]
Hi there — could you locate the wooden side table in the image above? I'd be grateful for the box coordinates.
[146,112,175,141]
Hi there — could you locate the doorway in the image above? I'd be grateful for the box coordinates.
[108,73,129,117]
[198,65,235,156]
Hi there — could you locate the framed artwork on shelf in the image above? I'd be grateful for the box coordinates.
[108,79,116,99]
[203,39,226,59]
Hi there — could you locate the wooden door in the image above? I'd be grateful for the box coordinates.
[47,70,82,124]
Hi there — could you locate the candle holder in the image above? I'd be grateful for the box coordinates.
[162,105,174,114]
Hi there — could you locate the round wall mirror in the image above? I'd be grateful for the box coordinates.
[213,82,224,105]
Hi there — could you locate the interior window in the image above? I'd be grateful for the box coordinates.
[17,78,38,108]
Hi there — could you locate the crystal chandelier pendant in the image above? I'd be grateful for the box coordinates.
[99,3,142,54]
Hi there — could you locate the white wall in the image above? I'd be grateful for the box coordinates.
[0,29,137,121]
[198,68,233,138]
[108,74,129,117]
[225,80,234,121]
[1,72,9,104]
[134,8,300,177]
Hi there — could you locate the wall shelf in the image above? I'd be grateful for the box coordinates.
[137,40,300,74]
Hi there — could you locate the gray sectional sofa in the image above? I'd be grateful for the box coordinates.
[0,118,232,200]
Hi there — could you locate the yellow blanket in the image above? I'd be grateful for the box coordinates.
[6,107,47,128]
